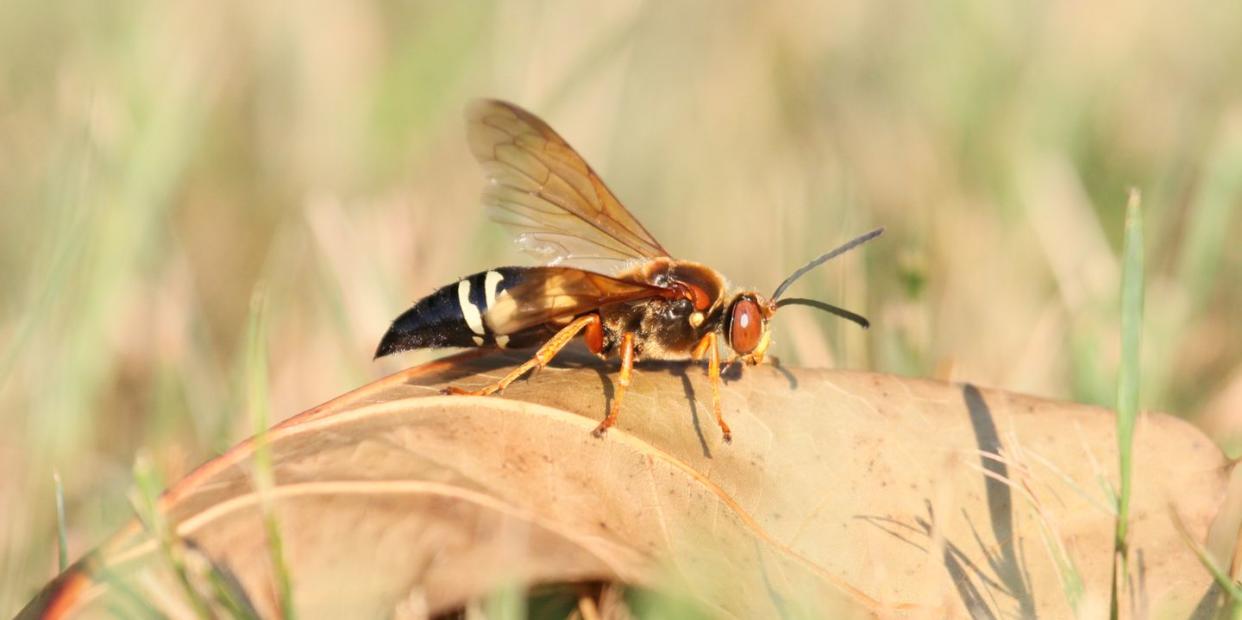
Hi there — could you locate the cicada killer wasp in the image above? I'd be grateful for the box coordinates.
[376,99,882,442]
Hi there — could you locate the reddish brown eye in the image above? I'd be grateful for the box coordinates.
[728,298,763,354]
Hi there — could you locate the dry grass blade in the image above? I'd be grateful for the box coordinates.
[20,351,1232,618]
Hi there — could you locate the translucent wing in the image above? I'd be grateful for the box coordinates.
[484,267,670,335]
[466,99,671,269]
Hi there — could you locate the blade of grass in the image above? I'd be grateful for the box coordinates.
[1110,189,1144,620]
[245,285,295,619]
[184,539,262,620]
[1176,131,1242,311]
[130,430,264,620]
[1170,507,1242,619]
[623,585,715,620]
[1034,514,1085,615]
[53,470,68,573]
[92,561,166,620]
[130,452,213,620]
[482,579,526,620]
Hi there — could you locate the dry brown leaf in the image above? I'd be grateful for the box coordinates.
[21,350,1234,618]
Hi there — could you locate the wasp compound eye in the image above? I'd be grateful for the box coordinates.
[728,297,763,354]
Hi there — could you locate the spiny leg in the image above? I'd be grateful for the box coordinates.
[592,331,634,438]
[702,332,732,443]
[444,314,599,396]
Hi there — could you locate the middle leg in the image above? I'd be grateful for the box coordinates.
[592,331,635,438]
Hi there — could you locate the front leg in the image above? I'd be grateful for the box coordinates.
[694,332,732,443]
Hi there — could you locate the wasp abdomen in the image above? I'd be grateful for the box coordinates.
[375,267,528,357]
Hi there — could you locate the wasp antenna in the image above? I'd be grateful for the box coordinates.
[771,227,884,301]
[773,297,870,329]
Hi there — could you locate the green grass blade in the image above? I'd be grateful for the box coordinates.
[92,559,167,620]
[53,470,68,573]
[245,285,295,619]
[482,579,526,620]
[1110,189,1144,619]
[195,542,262,620]
[1177,133,1242,310]
[1170,508,1242,618]
[130,453,213,620]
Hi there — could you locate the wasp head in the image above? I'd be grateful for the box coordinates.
[726,227,885,357]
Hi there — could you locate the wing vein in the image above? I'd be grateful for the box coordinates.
[467,99,671,271]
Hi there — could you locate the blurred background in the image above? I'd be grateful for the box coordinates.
[2,0,1241,611]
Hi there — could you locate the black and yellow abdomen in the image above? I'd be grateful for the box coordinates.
[375,267,547,357]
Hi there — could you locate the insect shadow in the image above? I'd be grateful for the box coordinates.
[664,364,711,458]
[419,344,803,457]
[523,345,717,455]
[718,355,798,391]
[584,356,714,457]
[852,386,1039,618]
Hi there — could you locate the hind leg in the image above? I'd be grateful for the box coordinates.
[444,314,599,396]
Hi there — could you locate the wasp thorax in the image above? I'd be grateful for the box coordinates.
[663,297,694,321]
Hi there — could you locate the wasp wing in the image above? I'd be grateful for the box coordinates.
[467,99,671,270]
[484,266,669,335]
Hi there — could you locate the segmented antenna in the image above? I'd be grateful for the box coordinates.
[770,227,884,301]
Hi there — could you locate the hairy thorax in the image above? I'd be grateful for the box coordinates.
[600,258,731,360]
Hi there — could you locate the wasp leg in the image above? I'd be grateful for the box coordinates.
[691,332,732,441]
[592,331,635,438]
[444,314,599,397]
[696,332,732,443]
[690,332,714,361]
